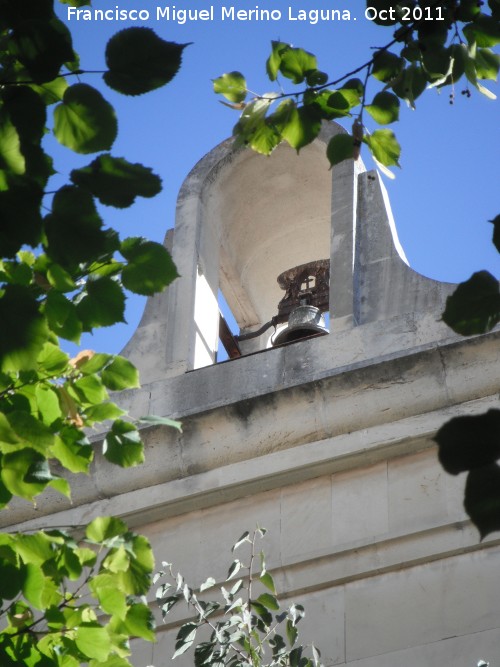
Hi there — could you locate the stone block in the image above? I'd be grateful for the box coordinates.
[345,547,500,661]
[388,449,448,532]
[346,625,500,667]
[281,476,333,562]
[332,462,388,547]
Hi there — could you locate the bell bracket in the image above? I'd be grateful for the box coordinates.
[276,259,330,323]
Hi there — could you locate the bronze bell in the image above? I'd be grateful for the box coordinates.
[271,259,330,347]
[272,304,328,346]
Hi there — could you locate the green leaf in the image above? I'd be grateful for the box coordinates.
[22,562,61,609]
[257,592,280,610]
[1,259,33,286]
[365,92,400,124]
[103,545,129,573]
[161,595,180,615]
[37,341,69,373]
[46,263,77,292]
[89,573,127,619]
[30,76,69,105]
[457,0,483,20]
[462,43,498,98]
[0,479,12,509]
[0,181,43,257]
[305,69,328,86]
[435,409,500,475]
[86,516,128,543]
[78,352,113,374]
[251,600,273,626]
[69,374,108,405]
[36,384,62,426]
[76,277,126,329]
[50,429,93,474]
[363,129,401,168]
[0,412,21,451]
[121,237,178,295]
[226,559,242,580]
[442,271,500,335]
[70,154,162,208]
[173,622,198,658]
[116,535,153,595]
[0,107,25,176]
[84,402,125,423]
[104,28,187,95]
[7,410,55,451]
[0,285,49,373]
[199,577,216,592]
[464,14,500,47]
[372,50,404,82]
[101,355,140,392]
[245,116,282,155]
[326,88,362,116]
[392,64,427,109]
[278,47,317,84]
[44,291,82,343]
[103,420,144,468]
[8,17,74,83]
[213,72,247,103]
[286,619,298,647]
[14,532,54,565]
[312,644,321,667]
[44,186,116,268]
[0,558,25,602]
[54,83,117,154]
[327,133,355,167]
[75,624,112,662]
[138,415,182,431]
[24,459,70,499]
[464,464,500,539]
[233,97,273,146]
[289,603,305,624]
[266,41,289,81]
[124,603,156,641]
[475,48,500,80]
[260,571,276,593]
[422,47,454,84]
[280,103,321,151]
[4,83,47,149]
[232,531,250,551]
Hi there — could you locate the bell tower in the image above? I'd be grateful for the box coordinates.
[122,120,453,380]
[7,121,500,667]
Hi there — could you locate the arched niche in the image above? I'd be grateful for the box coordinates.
[177,122,352,368]
[206,137,333,331]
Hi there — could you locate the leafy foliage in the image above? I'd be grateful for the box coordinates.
[0,518,155,666]
[214,1,498,174]
[156,528,323,667]
[0,1,184,664]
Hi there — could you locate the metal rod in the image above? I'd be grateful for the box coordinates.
[235,316,279,342]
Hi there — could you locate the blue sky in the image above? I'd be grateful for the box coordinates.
[54,0,499,355]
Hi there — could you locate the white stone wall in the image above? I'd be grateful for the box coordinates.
[130,445,500,667]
